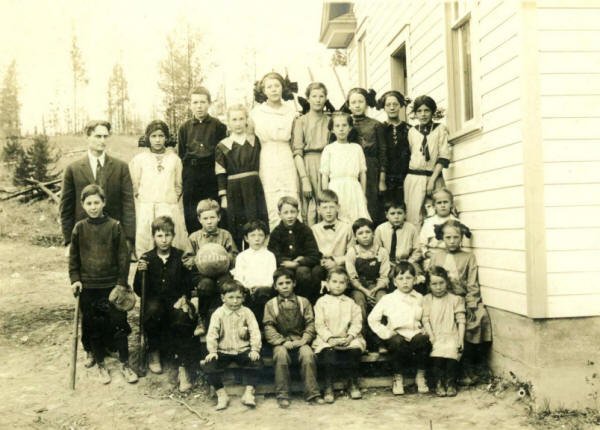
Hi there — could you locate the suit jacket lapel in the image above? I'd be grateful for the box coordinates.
[102,155,115,187]
[80,156,95,185]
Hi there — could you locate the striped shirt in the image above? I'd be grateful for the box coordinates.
[206,305,262,355]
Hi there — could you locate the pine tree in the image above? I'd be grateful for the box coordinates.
[2,135,23,163]
[158,25,208,132]
[0,60,20,138]
[12,135,59,186]
[28,134,59,182]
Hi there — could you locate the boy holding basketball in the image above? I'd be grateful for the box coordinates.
[183,199,238,336]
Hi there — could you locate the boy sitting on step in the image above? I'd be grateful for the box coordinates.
[202,280,262,410]
[263,268,324,408]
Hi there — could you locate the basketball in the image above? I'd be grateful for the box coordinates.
[194,243,230,277]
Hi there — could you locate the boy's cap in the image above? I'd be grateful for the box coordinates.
[108,285,136,312]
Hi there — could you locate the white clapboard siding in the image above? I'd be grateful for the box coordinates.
[547,272,600,296]
[480,58,521,94]
[544,161,600,184]
[547,294,600,318]
[452,123,521,160]
[460,207,525,230]
[545,206,600,229]
[540,74,600,96]
[454,186,524,211]
[543,140,600,162]
[546,228,600,251]
[537,7,600,30]
[469,229,525,251]
[481,100,522,132]
[539,52,600,74]
[474,248,527,272]
[450,142,522,177]
[547,250,600,273]
[541,118,600,139]
[479,267,527,294]
[540,95,600,118]
[481,287,528,315]
[539,29,600,51]
[479,34,519,77]
[545,184,600,207]
[447,164,524,195]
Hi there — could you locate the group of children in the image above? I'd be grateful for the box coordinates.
[67,76,492,410]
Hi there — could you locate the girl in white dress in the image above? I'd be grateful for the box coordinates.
[320,112,370,224]
[250,72,300,230]
[129,120,188,257]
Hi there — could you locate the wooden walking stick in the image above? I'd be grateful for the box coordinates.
[138,270,147,376]
[70,292,81,390]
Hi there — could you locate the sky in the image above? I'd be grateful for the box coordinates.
[0,0,341,133]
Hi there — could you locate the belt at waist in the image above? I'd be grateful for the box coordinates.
[407,169,433,177]
[183,156,213,166]
[228,171,259,180]
[304,149,323,154]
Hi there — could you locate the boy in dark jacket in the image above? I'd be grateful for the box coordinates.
[134,215,195,392]
[69,184,137,385]
[268,196,321,304]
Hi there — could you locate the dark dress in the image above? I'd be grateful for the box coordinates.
[215,134,269,247]
[352,115,387,225]
[378,121,411,206]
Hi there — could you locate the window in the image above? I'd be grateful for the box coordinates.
[358,32,367,87]
[390,44,408,121]
[390,44,408,96]
[446,1,480,136]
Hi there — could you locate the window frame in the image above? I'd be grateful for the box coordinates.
[357,30,368,88]
[445,1,482,141]
[386,23,411,122]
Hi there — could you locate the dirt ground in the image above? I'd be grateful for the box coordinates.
[1,136,595,429]
[0,239,541,430]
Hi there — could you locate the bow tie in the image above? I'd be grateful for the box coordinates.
[323,224,336,231]
[203,230,219,237]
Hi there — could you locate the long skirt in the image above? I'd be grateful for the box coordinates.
[259,140,300,231]
[300,152,322,227]
[466,302,493,344]
[365,156,383,225]
[226,173,269,247]
[404,172,445,227]
[329,177,370,224]
[135,201,188,257]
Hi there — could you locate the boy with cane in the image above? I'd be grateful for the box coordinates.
[134,216,196,392]
[69,184,137,385]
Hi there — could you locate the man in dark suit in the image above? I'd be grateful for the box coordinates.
[60,119,136,253]
[60,120,136,369]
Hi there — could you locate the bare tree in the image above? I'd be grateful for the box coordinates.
[0,60,20,138]
[70,34,87,133]
[107,63,129,133]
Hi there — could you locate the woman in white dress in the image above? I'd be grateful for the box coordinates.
[129,120,188,257]
[250,72,300,230]
[320,112,370,224]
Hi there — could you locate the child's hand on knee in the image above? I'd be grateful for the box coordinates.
[249,351,260,361]
[205,352,219,362]
[292,339,306,348]
[283,340,295,350]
